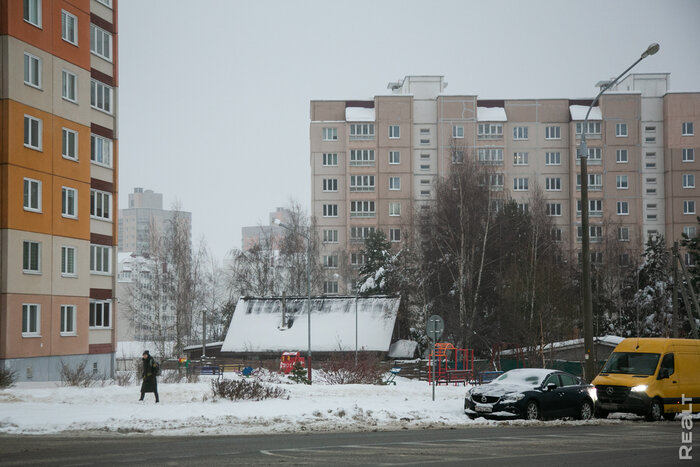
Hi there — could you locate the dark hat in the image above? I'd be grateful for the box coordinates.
[143,350,150,356]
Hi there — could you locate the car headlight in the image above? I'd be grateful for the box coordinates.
[501,393,525,403]
[588,387,597,402]
[631,384,648,393]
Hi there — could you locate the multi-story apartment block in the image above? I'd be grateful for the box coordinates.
[1,0,118,381]
[241,207,291,251]
[118,187,192,255]
[310,74,699,294]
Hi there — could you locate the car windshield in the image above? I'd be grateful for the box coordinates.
[493,370,544,387]
[601,352,660,375]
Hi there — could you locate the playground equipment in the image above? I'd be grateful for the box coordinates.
[280,351,306,374]
[428,343,474,385]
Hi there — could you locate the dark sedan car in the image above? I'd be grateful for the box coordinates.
[464,368,596,420]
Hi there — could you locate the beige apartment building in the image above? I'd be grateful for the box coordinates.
[310,74,699,294]
[1,0,119,381]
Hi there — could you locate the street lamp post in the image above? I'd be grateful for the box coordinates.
[275,219,313,384]
[355,283,359,366]
[579,43,659,381]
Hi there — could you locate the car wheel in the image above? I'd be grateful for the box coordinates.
[579,400,593,420]
[525,400,540,420]
[594,408,609,419]
[645,398,663,422]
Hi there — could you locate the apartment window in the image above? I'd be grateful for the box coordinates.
[577,173,602,190]
[420,138,430,145]
[420,128,430,135]
[646,161,657,169]
[349,149,375,166]
[90,134,113,167]
[645,125,656,132]
[577,199,603,216]
[646,151,656,159]
[618,227,630,242]
[682,122,694,136]
[587,147,602,161]
[323,281,338,295]
[61,246,76,276]
[90,24,112,61]
[89,301,111,328]
[615,123,628,137]
[62,187,77,218]
[322,204,338,217]
[23,0,41,27]
[545,126,561,140]
[322,127,338,141]
[61,10,78,45]
[546,203,562,216]
[683,148,695,162]
[62,70,77,102]
[551,228,562,242]
[453,125,464,139]
[615,201,629,215]
[22,304,40,336]
[513,126,528,140]
[350,201,375,218]
[478,148,503,164]
[90,189,111,220]
[477,123,503,139]
[350,226,375,243]
[351,253,366,267]
[23,53,41,88]
[513,177,529,191]
[349,123,374,140]
[576,121,601,135]
[390,228,401,242]
[647,203,657,211]
[616,175,629,189]
[388,125,400,139]
[684,200,696,214]
[389,202,401,217]
[577,226,603,241]
[685,253,695,267]
[545,151,561,165]
[619,254,630,266]
[484,173,504,190]
[645,136,656,144]
[23,178,42,212]
[23,241,41,273]
[322,153,338,166]
[59,305,76,335]
[323,255,338,269]
[683,174,695,188]
[96,0,112,7]
[322,178,338,192]
[322,229,338,243]
[684,226,697,238]
[349,175,374,192]
[24,115,42,150]
[420,164,430,170]
[61,128,78,160]
[90,245,111,274]
[513,152,528,165]
[90,79,113,114]
[389,151,400,164]
[420,190,431,196]
[616,149,628,163]
[446,149,463,164]
[517,203,529,213]
[545,177,561,191]
[389,177,401,190]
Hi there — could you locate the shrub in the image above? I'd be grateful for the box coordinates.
[160,369,198,384]
[317,354,383,385]
[60,360,99,387]
[211,378,288,401]
[115,371,134,386]
[0,367,16,389]
[288,362,310,385]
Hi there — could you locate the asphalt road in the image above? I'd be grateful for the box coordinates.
[0,422,691,466]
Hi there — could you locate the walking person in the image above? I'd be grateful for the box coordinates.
[139,350,159,403]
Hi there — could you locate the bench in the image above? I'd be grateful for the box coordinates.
[385,367,401,385]
[445,370,470,386]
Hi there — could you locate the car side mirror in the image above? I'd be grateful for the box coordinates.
[546,383,557,391]
[658,368,669,380]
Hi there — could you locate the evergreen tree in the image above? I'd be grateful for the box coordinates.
[680,216,700,291]
[359,230,394,295]
[633,235,673,336]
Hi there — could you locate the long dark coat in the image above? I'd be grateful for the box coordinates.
[140,356,158,393]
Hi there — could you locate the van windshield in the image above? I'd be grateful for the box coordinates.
[601,352,660,375]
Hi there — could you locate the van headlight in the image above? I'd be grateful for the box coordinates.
[501,393,525,403]
[631,384,648,393]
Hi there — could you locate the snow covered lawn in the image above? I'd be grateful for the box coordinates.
[0,374,674,436]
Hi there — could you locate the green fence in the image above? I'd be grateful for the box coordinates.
[499,358,605,377]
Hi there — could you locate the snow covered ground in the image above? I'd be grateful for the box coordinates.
[0,373,687,437]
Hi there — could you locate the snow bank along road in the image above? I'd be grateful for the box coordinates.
[0,375,687,436]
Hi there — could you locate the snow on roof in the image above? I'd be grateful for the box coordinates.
[221,296,400,353]
[345,107,375,122]
[477,107,507,122]
[388,340,418,359]
[183,341,224,352]
[569,105,602,121]
[499,336,623,356]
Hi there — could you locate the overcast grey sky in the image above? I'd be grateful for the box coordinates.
[117,0,700,260]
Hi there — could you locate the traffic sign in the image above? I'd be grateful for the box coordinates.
[426,315,444,341]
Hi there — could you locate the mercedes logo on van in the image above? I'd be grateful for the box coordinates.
[481,395,488,403]
[606,387,614,395]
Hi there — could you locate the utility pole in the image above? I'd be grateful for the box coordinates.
[672,242,679,338]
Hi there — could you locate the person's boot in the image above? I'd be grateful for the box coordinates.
[139,393,144,401]
[155,394,159,403]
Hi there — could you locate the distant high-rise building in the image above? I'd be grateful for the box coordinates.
[118,187,192,255]
[310,74,700,294]
[0,0,119,381]
[241,207,291,251]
